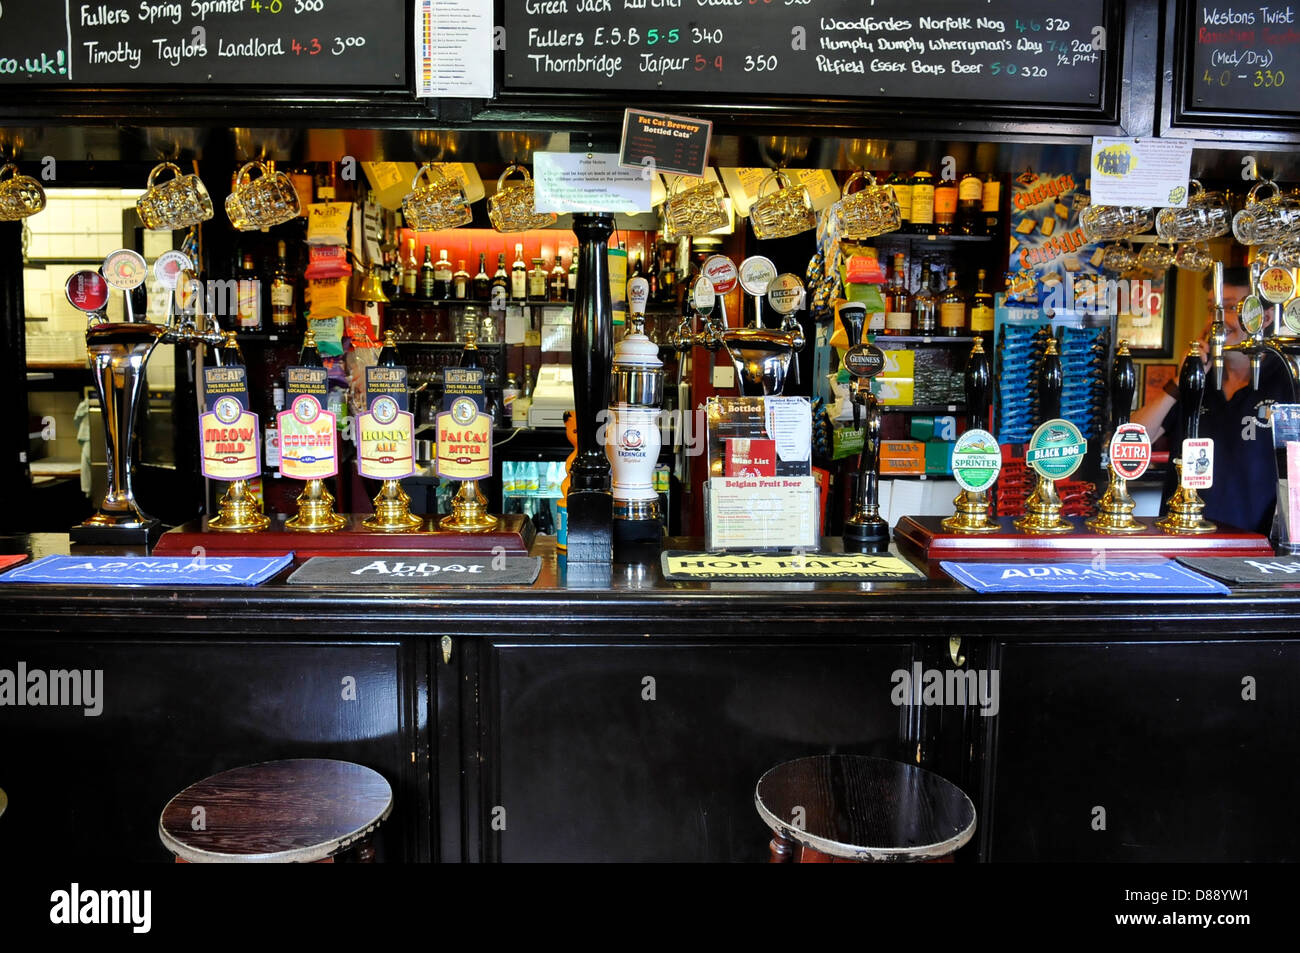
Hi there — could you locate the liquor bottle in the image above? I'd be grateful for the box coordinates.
[631,248,646,280]
[434,248,453,299]
[982,173,1003,236]
[657,245,677,304]
[934,176,958,236]
[270,240,295,330]
[957,173,983,236]
[473,253,491,301]
[970,267,996,346]
[491,252,509,310]
[511,243,528,300]
[910,170,936,235]
[550,254,567,302]
[528,257,547,301]
[938,269,967,336]
[912,258,936,335]
[419,245,437,299]
[237,252,262,332]
[884,252,912,336]
[887,171,913,233]
[453,258,470,300]
[403,238,418,299]
[567,249,578,301]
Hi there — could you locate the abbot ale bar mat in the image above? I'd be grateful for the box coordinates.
[661,551,923,581]
[0,553,293,586]
[1176,556,1300,586]
[287,556,543,586]
[941,560,1230,595]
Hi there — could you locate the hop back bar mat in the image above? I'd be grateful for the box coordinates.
[660,551,923,582]
[287,556,543,586]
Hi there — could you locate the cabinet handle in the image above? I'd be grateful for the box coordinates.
[949,636,965,667]
[441,635,453,665]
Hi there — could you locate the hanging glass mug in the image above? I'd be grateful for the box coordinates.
[662,176,729,239]
[1080,204,1154,242]
[1174,242,1214,273]
[1135,241,1177,274]
[749,170,816,240]
[136,161,214,231]
[402,163,473,231]
[225,160,301,231]
[0,163,46,221]
[1231,180,1300,245]
[1100,240,1137,273]
[833,170,902,240]
[487,164,557,233]
[1154,180,1230,242]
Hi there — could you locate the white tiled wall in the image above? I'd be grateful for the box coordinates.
[23,188,174,384]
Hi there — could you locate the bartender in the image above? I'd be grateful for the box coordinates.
[1131,267,1290,534]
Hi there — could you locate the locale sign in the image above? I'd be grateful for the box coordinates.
[619,108,712,179]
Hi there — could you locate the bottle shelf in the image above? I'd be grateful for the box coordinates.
[873,335,977,345]
[880,404,966,414]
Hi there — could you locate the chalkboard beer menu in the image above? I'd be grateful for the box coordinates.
[0,0,406,87]
[1185,2,1300,114]
[504,0,1109,106]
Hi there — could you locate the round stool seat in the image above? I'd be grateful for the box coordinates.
[756,755,976,862]
[159,759,393,863]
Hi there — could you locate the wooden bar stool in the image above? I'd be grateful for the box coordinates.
[159,759,393,863]
[756,755,976,863]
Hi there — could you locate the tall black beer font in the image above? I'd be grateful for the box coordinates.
[566,213,615,564]
[840,301,890,553]
[1087,340,1147,534]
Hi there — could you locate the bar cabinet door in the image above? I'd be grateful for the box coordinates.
[465,639,929,862]
[982,639,1300,861]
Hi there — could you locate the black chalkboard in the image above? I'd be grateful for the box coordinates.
[0,0,406,87]
[503,0,1108,106]
[1184,1,1300,115]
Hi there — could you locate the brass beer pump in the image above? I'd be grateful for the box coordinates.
[942,338,999,534]
[363,330,422,531]
[285,328,347,532]
[1087,341,1146,534]
[207,331,270,532]
[440,330,500,534]
[1014,335,1073,534]
[1156,341,1216,535]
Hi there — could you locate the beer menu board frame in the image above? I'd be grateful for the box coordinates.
[1174,0,1300,123]
[503,0,1113,109]
[0,0,407,87]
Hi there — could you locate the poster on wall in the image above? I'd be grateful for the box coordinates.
[1004,168,1101,308]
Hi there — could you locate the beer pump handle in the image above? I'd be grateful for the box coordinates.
[1209,261,1227,392]
[1038,335,1063,423]
[964,338,991,433]
[1178,342,1206,441]
[1111,341,1136,428]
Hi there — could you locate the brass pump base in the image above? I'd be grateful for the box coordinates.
[440,481,500,533]
[1086,475,1146,534]
[1014,476,1073,535]
[942,490,999,534]
[286,478,346,532]
[208,479,270,533]
[363,479,423,531]
[1157,460,1216,535]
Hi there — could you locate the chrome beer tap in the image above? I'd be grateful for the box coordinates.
[1208,259,1300,403]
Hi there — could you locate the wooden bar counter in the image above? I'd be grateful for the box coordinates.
[0,534,1297,863]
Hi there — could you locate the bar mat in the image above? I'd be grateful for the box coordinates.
[287,555,542,586]
[1176,556,1300,586]
[0,553,293,586]
[661,551,923,581]
[941,559,1229,595]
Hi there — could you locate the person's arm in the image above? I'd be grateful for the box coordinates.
[1131,379,1181,444]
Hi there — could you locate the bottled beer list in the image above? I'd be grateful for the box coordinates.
[504,0,1108,105]
[0,0,406,86]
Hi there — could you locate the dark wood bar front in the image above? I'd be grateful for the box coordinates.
[1,536,1296,863]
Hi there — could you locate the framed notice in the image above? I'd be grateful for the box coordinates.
[1142,362,1178,412]
[1117,273,1176,357]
